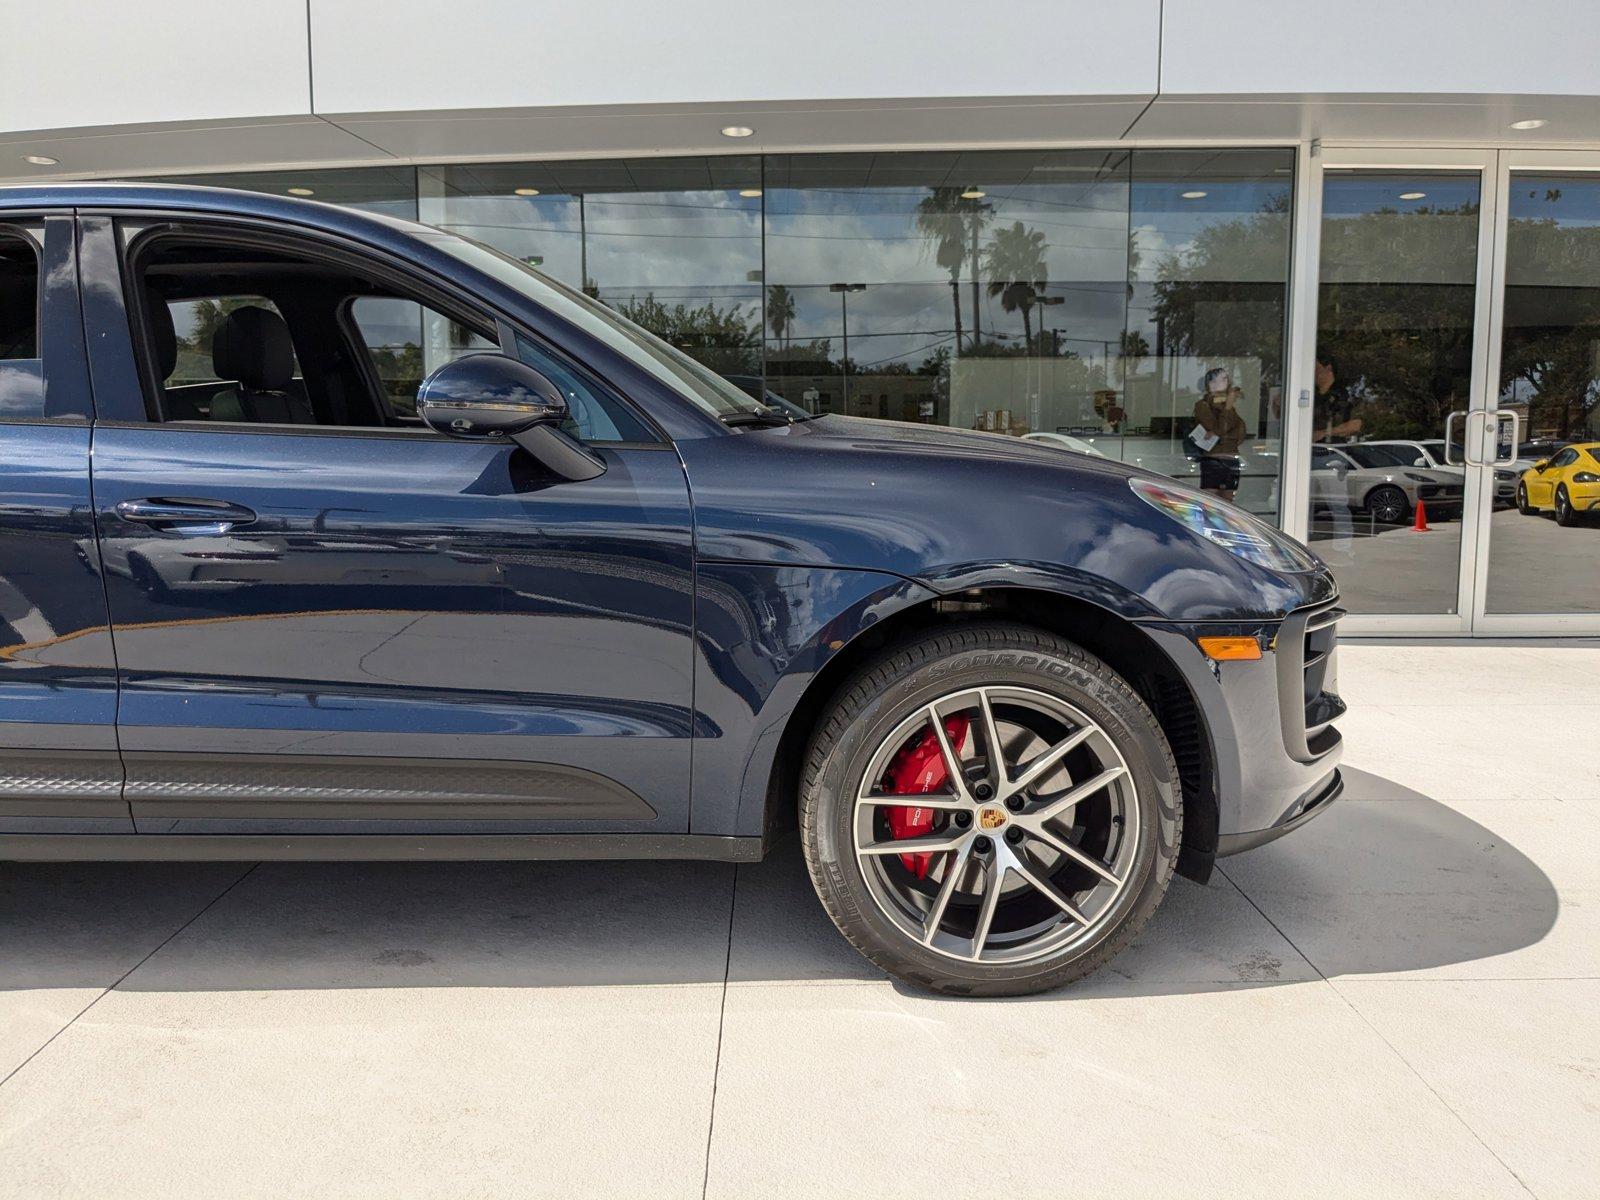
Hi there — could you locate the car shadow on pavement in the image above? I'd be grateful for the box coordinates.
[0,769,1559,996]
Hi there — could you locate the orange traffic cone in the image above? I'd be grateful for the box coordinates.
[1412,497,1430,532]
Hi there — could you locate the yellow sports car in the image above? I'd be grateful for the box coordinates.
[1517,442,1600,526]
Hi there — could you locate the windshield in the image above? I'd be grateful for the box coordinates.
[1344,444,1414,469]
[423,230,772,421]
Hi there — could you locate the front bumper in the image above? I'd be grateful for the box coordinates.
[1141,596,1346,869]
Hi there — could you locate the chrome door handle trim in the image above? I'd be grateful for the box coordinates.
[114,498,258,530]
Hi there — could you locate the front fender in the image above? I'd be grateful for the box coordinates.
[690,563,935,837]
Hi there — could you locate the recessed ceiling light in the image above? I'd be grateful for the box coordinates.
[287,187,315,196]
[1399,191,1427,201]
[720,125,754,138]
[514,187,541,196]
[23,154,58,166]
[739,188,763,198]
[1181,190,1208,199]
[1510,118,1548,130]
[960,188,986,199]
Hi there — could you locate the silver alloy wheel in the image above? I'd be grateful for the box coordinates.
[852,685,1140,965]
[1367,486,1407,525]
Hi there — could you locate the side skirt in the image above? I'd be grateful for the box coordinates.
[0,832,766,863]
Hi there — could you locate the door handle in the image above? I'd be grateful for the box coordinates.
[1462,411,1491,467]
[1444,411,1467,465]
[115,498,257,533]
[1493,409,1521,466]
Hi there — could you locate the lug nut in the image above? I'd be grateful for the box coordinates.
[1005,795,1024,812]
[973,781,994,800]
[973,835,992,853]
[1005,827,1024,845]
[954,812,971,829]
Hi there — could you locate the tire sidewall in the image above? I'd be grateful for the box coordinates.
[806,630,1180,992]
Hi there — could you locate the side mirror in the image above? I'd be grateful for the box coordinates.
[1534,459,1550,472]
[1414,457,1430,468]
[417,353,605,482]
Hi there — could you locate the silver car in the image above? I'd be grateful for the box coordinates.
[1310,443,1464,524]
[1367,438,1517,506]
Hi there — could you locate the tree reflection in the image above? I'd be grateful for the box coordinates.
[981,222,1049,353]
[915,188,994,354]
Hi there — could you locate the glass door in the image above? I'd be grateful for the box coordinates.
[1300,151,1502,633]
[1470,153,1600,634]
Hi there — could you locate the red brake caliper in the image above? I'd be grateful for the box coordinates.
[883,715,971,879]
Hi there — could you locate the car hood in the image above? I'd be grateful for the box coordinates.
[678,414,1335,623]
[782,414,1148,480]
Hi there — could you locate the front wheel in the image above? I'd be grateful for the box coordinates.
[1517,483,1535,515]
[1365,485,1410,526]
[799,624,1180,996]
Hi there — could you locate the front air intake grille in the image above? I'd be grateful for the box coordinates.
[1276,598,1347,763]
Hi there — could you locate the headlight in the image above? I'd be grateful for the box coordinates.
[1129,478,1317,573]
[1402,471,1434,483]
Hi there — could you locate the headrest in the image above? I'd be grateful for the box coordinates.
[212,305,294,391]
[147,293,177,379]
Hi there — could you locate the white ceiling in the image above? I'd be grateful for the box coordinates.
[2,0,1599,184]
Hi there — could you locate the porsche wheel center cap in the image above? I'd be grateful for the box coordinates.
[978,806,1008,831]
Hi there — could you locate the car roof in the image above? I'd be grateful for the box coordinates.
[0,182,424,243]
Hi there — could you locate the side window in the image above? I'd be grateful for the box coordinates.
[512,333,654,444]
[348,297,496,419]
[1551,449,1578,468]
[0,228,43,419]
[166,296,299,386]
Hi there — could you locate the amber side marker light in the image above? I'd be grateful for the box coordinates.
[1197,636,1262,662]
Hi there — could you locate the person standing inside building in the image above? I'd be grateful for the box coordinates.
[1310,353,1362,442]
[1192,367,1246,500]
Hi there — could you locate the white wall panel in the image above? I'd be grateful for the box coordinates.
[0,2,312,136]
[1160,0,1600,97]
[309,0,1160,115]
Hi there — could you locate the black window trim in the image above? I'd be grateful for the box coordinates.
[111,212,670,448]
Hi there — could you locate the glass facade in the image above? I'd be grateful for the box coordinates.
[1486,174,1600,614]
[172,149,1297,521]
[1307,170,1482,614]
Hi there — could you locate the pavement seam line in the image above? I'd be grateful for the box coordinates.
[0,862,261,1094]
[1217,862,1538,1199]
[700,863,738,1200]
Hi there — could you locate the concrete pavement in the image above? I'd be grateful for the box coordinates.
[1,644,1597,1198]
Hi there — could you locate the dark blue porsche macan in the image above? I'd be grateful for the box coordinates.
[0,185,1344,994]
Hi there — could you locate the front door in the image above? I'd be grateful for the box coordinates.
[79,216,694,834]
[1302,150,1500,634]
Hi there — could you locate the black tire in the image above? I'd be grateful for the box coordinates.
[798,623,1181,997]
[1555,485,1579,527]
[1516,483,1535,516]
[1365,485,1410,526]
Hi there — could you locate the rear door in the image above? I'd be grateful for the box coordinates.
[0,214,127,833]
[79,214,694,835]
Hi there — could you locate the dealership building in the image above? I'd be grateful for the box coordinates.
[5,0,1599,636]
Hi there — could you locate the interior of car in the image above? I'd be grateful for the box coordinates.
[127,231,652,444]
[0,232,39,362]
[133,236,496,428]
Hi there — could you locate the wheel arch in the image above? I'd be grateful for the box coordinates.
[763,585,1221,883]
